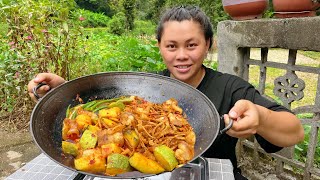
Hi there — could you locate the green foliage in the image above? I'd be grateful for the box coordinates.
[0,38,26,112]
[72,9,110,27]
[139,0,229,32]
[107,12,127,35]
[131,20,156,36]
[123,0,136,30]
[165,0,201,7]
[204,60,218,71]
[144,0,166,24]
[135,0,154,20]
[295,124,320,168]
[0,0,86,112]
[200,1,229,31]
[262,0,274,18]
[70,28,165,78]
[75,0,114,17]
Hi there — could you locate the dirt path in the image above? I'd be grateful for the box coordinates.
[250,48,319,65]
[208,48,319,66]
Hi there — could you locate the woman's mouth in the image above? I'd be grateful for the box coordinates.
[175,65,191,73]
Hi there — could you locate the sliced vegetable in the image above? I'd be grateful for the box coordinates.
[102,118,117,127]
[93,105,108,112]
[123,129,139,149]
[66,104,71,117]
[69,109,78,120]
[62,141,79,156]
[105,153,132,176]
[79,129,97,150]
[129,152,165,174]
[67,104,84,119]
[154,145,178,171]
[87,125,101,133]
[82,100,97,110]
[118,96,135,103]
[108,101,125,110]
[89,97,121,111]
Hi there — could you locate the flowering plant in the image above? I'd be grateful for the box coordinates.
[312,0,320,3]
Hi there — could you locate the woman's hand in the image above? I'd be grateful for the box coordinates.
[27,73,66,102]
[223,100,260,139]
[223,99,304,147]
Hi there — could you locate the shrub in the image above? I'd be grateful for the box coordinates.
[72,9,110,28]
[131,20,156,37]
[69,28,165,77]
[107,12,126,35]
[0,0,86,113]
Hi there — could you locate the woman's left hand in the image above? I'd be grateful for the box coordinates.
[223,99,260,138]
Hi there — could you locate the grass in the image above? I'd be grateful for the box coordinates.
[299,50,320,62]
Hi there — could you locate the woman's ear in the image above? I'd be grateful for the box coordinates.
[157,42,162,54]
[206,39,211,51]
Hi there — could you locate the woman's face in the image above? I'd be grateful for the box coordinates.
[158,20,210,87]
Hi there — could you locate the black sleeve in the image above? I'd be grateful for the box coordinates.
[227,75,291,153]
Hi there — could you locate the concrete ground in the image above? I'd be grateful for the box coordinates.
[0,131,41,180]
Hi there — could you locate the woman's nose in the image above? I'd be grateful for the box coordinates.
[176,48,188,60]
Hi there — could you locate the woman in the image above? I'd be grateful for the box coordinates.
[28,6,304,179]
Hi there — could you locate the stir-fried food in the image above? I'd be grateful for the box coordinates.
[61,96,196,176]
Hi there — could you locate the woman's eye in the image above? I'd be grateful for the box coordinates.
[166,45,175,49]
[188,43,197,48]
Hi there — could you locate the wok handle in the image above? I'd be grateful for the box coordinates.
[219,116,234,134]
[32,82,50,100]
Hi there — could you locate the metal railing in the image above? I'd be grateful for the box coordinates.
[242,47,320,179]
[217,17,320,179]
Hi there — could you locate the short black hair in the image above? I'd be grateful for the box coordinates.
[156,6,214,49]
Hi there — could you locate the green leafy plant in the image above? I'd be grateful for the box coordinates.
[72,9,110,28]
[0,0,86,113]
[70,28,165,78]
[131,20,156,36]
[295,124,320,168]
[107,12,127,35]
[123,0,136,30]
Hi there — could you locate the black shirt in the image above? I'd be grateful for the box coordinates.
[159,66,288,170]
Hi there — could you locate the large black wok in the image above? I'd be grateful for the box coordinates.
[30,72,230,179]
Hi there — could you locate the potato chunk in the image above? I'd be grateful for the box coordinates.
[76,114,92,130]
[99,107,121,119]
[129,152,165,174]
[74,149,106,173]
[101,143,122,158]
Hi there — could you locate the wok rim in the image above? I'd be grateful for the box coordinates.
[30,71,220,178]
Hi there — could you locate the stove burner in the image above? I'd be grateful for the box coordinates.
[170,156,209,180]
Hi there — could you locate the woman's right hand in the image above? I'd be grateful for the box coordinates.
[27,73,66,102]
